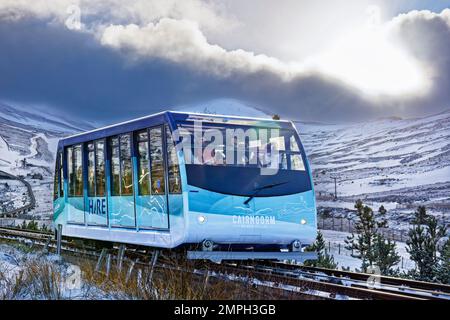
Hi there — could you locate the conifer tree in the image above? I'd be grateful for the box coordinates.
[406,207,446,281]
[345,200,399,273]
[305,231,338,269]
[436,238,450,284]
[372,234,400,275]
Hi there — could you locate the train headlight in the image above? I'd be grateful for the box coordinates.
[300,219,307,225]
[198,215,207,224]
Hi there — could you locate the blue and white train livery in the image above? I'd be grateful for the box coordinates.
[53,111,317,261]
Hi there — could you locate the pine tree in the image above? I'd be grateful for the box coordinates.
[378,205,388,228]
[345,200,378,271]
[372,234,400,275]
[436,238,450,284]
[406,207,446,281]
[305,231,338,269]
[413,206,428,224]
[345,200,399,273]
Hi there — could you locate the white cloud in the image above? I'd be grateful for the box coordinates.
[0,0,233,32]
[1,1,450,104]
[100,18,300,79]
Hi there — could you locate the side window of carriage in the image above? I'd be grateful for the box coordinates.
[165,125,182,194]
[109,134,133,196]
[59,151,64,197]
[67,144,84,197]
[86,140,106,197]
[53,152,60,200]
[136,130,150,195]
[149,127,166,195]
[135,125,182,196]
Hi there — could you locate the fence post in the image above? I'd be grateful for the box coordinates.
[328,241,331,252]
[57,224,62,256]
[338,243,341,255]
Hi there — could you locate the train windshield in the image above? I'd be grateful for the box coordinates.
[175,118,312,197]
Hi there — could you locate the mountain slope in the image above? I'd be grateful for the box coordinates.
[296,110,450,200]
[0,102,93,219]
[173,98,270,118]
[1,98,449,223]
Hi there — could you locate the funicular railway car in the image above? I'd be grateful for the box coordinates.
[53,111,317,262]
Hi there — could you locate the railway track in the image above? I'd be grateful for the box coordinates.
[0,170,35,217]
[221,260,450,300]
[1,227,449,300]
[0,227,324,300]
[275,261,450,295]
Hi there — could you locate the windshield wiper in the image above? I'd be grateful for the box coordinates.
[243,181,289,205]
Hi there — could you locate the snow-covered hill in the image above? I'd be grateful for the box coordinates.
[296,110,450,220]
[1,98,449,225]
[0,102,93,220]
[174,98,270,118]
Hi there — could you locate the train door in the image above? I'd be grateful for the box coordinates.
[108,134,136,228]
[66,144,85,224]
[84,139,108,226]
[53,150,65,219]
[135,126,169,229]
[164,125,183,229]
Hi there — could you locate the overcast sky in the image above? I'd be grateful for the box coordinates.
[1,0,450,123]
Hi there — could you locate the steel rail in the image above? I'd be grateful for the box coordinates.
[0,227,446,300]
[263,261,450,295]
[0,229,326,300]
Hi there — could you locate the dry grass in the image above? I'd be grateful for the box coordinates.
[0,259,64,299]
[77,255,271,300]
[0,243,314,300]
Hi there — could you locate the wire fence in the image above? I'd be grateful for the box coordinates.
[324,241,416,270]
[0,218,16,227]
[317,216,450,242]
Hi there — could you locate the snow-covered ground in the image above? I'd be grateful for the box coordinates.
[321,230,416,272]
[0,243,103,299]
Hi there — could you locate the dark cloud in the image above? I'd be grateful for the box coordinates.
[0,10,449,125]
[390,10,450,116]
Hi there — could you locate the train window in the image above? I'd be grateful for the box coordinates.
[288,134,305,171]
[87,142,95,196]
[120,134,133,196]
[86,140,106,197]
[291,154,305,171]
[109,134,134,196]
[67,147,74,195]
[290,135,300,152]
[137,130,150,195]
[67,144,83,197]
[150,127,165,194]
[280,153,288,170]
[74,145,83,196]
[110,137,120,196]
[95,140,106,197]
[53,153,59,200]
[59,152,64,197]
[166,126,182,194]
